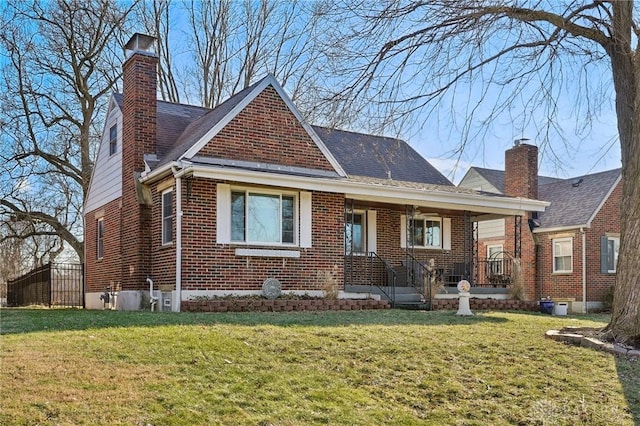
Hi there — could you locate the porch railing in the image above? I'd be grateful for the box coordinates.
[368,252,396,307]
[402,253,437,302]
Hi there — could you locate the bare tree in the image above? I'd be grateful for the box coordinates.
[316,1,639,345]
[148,0,326,109]
[137,0,182,103]
[0,0,137,263]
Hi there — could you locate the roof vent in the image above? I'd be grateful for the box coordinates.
[514,138,530,146]
[572,178,583,187]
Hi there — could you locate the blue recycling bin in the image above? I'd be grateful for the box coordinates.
[539,300,554,315]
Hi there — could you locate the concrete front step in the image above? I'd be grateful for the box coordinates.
[345,285,425,304]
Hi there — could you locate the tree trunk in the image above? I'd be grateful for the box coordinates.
[604,1,640,346]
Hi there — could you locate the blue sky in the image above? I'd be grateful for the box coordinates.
[420,106,620,184]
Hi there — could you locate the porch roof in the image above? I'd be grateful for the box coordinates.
[144,160,548,218]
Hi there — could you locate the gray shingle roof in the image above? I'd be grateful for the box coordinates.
[471,167,562,193]
[113,81,452,186]
[314,126,453,186]
[464,166,621,229]
[113,93,210,160]
[537,168,621,229]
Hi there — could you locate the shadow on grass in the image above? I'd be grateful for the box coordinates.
[616,356,640,423]
[0,307,518,335]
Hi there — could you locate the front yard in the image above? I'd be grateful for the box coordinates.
[1,309,638,425]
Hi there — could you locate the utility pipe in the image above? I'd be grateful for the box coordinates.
[580,227,587,314]
[147,277,158,312]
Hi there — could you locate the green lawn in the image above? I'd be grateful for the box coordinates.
[1,308,638,425]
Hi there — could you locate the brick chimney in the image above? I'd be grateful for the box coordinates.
[504,140,538,201]
[120,33,157,290]
[504,139,539,301]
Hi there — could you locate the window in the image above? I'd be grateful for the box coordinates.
[109,125,117,156]
[601,236,620,273]
[345,211,366,254]
[487,244,504,275]
[552,237,573,273]
[231,190,295,244]
[162,189,173,245]
[411,217,441,248]
[96,218,104,259]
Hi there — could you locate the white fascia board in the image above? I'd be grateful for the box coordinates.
[179,75,346,177]
[189,165,548,216]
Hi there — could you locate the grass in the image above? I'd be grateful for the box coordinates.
[1,308,638,425]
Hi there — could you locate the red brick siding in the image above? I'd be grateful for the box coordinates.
[197,87,335,172]
[84,198,122,293]
[505,143,538,200]
[536,181,621,302]
[168,178,345,292]
[586,181,621,301]
[120,52,157,290]
[345,208,469,286]
[150,180,176,289]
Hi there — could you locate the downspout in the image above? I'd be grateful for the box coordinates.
[172,165,187,313]
[580,227,587,314]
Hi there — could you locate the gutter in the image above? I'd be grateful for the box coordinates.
[580,227,587,314]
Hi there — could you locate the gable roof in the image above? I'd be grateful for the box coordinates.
[314,126,453,186]
[536,168,621,230]
[468,167,562,193]
[460,166,621,230]
[119,76,452,186]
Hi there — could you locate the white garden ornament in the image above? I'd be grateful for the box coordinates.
[456,280,474,316]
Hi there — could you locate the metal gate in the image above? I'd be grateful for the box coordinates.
[7,263,84,308]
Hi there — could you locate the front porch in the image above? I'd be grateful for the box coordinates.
[343,200,527,308]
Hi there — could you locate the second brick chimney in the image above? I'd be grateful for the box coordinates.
[504,139,539,301]
[504,140,538,201]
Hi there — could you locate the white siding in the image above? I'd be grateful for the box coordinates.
[458,169,502,194]
[84,100,123,214]
[477,218,505,239]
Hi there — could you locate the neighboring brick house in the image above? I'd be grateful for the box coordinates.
[83,34,547,311]
[459,142,621,313]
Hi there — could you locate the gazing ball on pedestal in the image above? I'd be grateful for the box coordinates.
[457,280,471,293]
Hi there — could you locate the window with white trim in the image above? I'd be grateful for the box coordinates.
[487,244,504,275]
[602,236,620,273]
[109,124,117,156]
[345,211,366,254]
[552,237,573,273]
[231,190,296,244]
[162,189,173,245]
[96,218,104,259]
[411,217,442,248]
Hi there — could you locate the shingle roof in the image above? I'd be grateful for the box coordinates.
[114,81,452,186]
[314,126,453,186]
[537,168,621,229]
[113,93,210,160]
[470,167,562,193]
[464,166,621,229]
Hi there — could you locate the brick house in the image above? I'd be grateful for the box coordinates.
[83,34,547,311]
[459,142,621,313]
